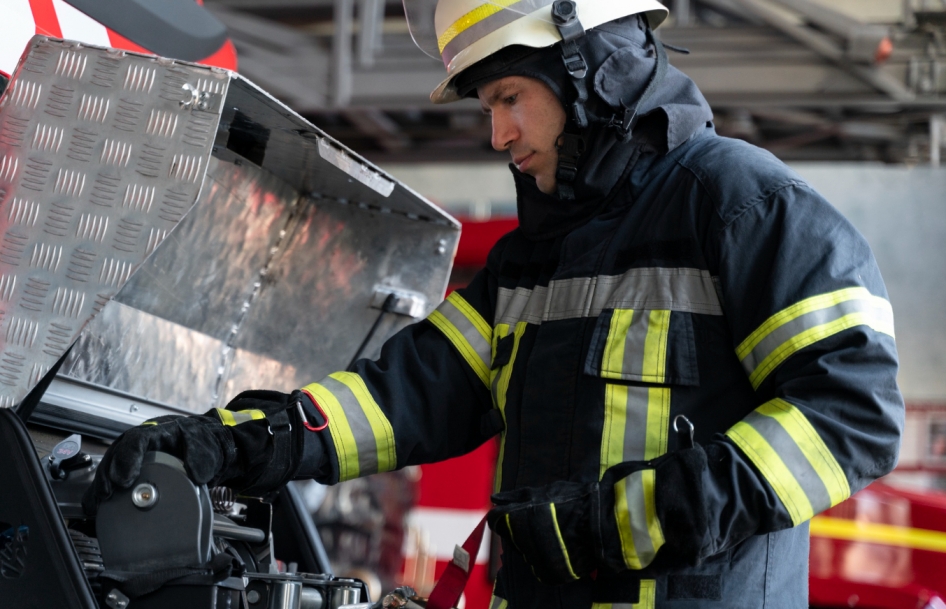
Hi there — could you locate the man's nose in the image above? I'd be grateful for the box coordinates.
[491,112,517,152]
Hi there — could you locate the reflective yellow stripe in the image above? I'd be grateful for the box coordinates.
[614,469,664,570]
[727,420,813,524]
[642,310,670,382]
[591,579,656,608]
[810,516,946,553]
[492,321,527,493]
[726,398,851,525]
[758,399,850,507]
[599,309,670,383]
[737,287,894,389]
[215,408,266,426]
[303,372,396,481]
[489,594,509,609]
[548,503,579,581]
[438,0,520,52]
[428,292,492,387]
[505,513,517,549]
[600,385,670,477]
[603,309,634,375]
[141,421,157,426]
[726,398,850,525]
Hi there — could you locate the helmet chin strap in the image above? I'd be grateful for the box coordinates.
[552,0,588,201]
[550,2,669,200]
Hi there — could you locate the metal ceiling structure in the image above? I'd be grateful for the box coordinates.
[204,0,946,164]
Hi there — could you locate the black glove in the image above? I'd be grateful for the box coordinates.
[83,389,326,516]
[487,446,709,585]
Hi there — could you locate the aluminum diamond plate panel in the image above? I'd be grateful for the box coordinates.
[0,36,226,408]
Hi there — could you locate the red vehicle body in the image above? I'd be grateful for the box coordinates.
[419,217,946,609]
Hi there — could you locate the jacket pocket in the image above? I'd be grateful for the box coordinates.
[584,308,699,387]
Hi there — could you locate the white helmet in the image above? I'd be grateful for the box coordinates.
[403,0,668,103]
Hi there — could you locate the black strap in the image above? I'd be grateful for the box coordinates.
[244,407,294,494]
[609,25,669,142]
[552,0,589,201]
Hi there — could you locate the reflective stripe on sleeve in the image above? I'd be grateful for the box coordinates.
[428,291,492,387]
[215,409,266,426]
[726,398,850,525]
[737,287,895,389]
[495,267,722,327]
[302,372,396,482]
[614,469,664,570]
[601,309,671,383]
[548,503,580,581]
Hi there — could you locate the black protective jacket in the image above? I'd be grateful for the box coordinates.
[301,36,903,609]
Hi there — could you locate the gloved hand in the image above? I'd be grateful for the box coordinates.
[486,446,709,585]
[83,389,325,516]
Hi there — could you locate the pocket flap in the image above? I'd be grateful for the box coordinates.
[584,309,699,386]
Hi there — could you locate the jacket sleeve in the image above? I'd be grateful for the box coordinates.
[299,267,499,484]
[688,180,905,558]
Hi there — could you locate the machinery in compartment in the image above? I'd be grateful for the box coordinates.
[0,36,458,609]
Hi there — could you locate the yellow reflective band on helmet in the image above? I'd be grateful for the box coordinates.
[303,372,396,482]
[614,469,664,570]
[215,408,266,427]
[548,503,580,581]
[141,421,158,426]
[591,579,656,609]
[737,287,895,389]
[438,0,520,52]
[726,398,850,526]
[492,321,527,493]
[600,385,669,478]
[428,292,492,387]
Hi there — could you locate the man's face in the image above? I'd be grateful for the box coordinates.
[477,75,567,195]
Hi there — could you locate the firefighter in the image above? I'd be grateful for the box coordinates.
[86,1,904,607]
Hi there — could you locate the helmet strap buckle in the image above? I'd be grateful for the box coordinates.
[555,129,585,201]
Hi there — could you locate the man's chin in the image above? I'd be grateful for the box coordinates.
[535,175,557,195]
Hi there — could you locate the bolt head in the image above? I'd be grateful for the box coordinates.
[131,483,159,509]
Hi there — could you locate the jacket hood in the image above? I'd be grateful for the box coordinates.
[458,15,713,240]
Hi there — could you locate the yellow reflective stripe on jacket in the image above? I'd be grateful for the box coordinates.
[303,372,396,482]
[600,309,671,382]
[726,398,850,525]
[215,409,266,426]
[492,321,527,493]
[428,292,492,387]
[488,594,508,609]
[737,287,894,389]
[548,503,580,581]
[591,579,657,609]
[614,469,664,570]
[600,385,670,477]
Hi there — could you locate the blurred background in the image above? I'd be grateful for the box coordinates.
[3,1,945,607]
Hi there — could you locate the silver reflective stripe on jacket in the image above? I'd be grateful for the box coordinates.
[494,267,723,326]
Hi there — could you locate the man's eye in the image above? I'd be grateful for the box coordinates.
[504,95,518,105]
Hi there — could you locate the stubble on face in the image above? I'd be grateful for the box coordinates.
[477,76,567,195]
